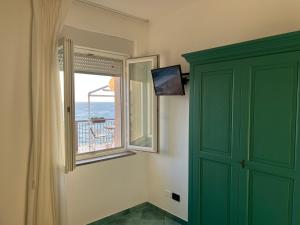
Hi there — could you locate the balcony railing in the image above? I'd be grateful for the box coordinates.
[75,119,115,154]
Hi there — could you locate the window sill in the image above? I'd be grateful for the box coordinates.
[76,151,136,166]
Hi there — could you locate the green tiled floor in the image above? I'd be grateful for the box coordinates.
[88,202,187,225]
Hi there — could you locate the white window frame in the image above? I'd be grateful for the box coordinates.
[73,46,130,162]
[125,56,159,153]
[59,38,76,172]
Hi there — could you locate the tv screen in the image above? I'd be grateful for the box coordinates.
[151,65,185,96]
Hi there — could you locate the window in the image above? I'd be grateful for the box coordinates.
[72,51,123,156]
[59,38,158,168]
[126,57,158,152]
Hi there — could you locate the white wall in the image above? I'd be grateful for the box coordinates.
[0,1,31,225]
[146,0,300,220]
[66,154,148,225]
[64,0,149,56]
[2,1,300,225]
[64,2,150,225]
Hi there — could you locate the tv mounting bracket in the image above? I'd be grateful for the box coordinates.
[182,73,190,84]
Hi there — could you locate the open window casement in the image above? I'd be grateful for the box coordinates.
[58,38,76,173]
[126,56,159,153]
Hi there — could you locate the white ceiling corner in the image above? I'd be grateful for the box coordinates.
[79,0,197,21]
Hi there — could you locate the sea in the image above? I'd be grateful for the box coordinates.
[75,102,115,121]
[75,102,115,150]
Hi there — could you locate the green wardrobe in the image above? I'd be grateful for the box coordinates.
[183,31,300,225]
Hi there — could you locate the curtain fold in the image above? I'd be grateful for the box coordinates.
[26,0,71,225]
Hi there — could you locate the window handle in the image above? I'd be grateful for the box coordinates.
[240,159,246,168]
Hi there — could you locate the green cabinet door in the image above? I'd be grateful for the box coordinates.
[185,31,300,225]
[189,52,300,225]
[190,61,243,225]
[239,52,300,225]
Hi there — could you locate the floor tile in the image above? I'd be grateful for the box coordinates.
[88,203,186,225]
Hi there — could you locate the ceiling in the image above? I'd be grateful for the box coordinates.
[85,0,197,21]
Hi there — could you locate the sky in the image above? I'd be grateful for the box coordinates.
[60,72,116,102]
[74,73,115,102]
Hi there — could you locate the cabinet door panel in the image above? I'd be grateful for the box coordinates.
[201,71,233,155]
[200,159,231,225]
[250,64,297,168]
[248,171,293,225]
[190,62,242,225]
[240,52,300,225]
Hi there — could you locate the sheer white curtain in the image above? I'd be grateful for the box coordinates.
[26,0,71,225]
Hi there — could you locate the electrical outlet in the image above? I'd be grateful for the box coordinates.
[172,193,180,202]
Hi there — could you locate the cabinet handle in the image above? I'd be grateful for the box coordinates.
[240,160,246,168]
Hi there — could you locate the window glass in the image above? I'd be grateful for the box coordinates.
[129,61,154,148]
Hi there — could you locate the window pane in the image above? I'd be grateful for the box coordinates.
[129,61,154,148]
[74,73,122,154]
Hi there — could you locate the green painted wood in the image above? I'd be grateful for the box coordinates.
[191,61,242,225]
[183,31,300,225]
[239,52,300,225]
[200,160,230,225]
[249,171,293,225]
[188,62,198,225]
[201,70,233,154]
[250,63,297,167]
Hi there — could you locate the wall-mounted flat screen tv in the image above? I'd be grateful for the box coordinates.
[151,65,185,96]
